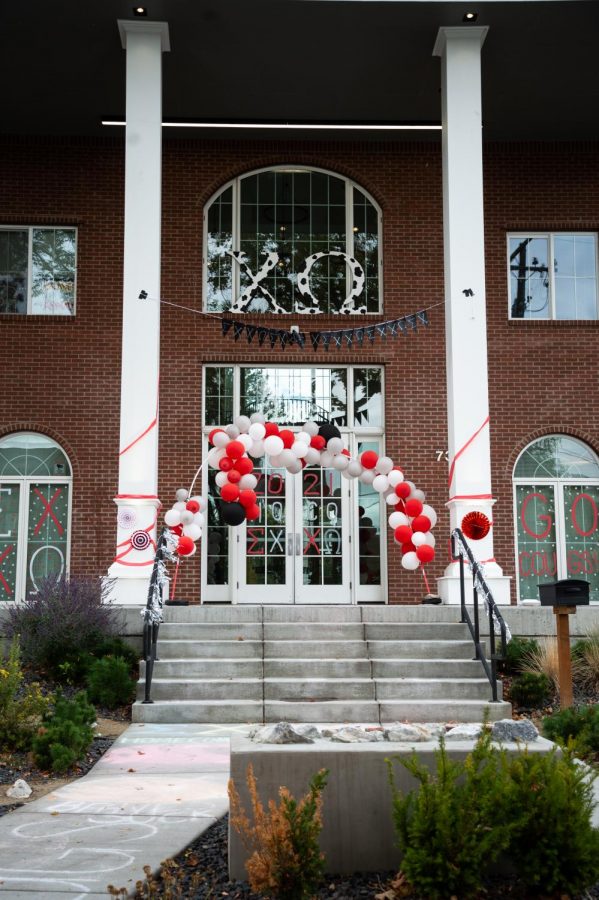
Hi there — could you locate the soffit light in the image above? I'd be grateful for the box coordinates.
[101,120,442,132]
[463,11,478,22]
[133,6,148,16]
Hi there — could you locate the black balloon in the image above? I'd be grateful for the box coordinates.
[221,501,247,526]
[318,423,341,442]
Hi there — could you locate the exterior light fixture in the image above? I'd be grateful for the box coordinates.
[133,6,148,16]
[463,11,478,21]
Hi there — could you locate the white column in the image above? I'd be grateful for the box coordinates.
[108,20,170,605]
[433,26,511,605]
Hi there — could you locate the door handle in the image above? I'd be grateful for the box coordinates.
[295,532,302,556]
[287,534,294,556]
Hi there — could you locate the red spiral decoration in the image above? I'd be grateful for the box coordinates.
[461,511,491,541]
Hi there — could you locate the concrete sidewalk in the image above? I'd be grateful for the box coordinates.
[0,723,250,899]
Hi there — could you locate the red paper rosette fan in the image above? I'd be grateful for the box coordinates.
[461,511,491,541]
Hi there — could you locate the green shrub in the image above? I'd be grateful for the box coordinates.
[506,746,599,894]
[543,704,599,756]
[574,628,599,692]
[32,691,96,773]
[509,671,551,707]
[387,729,514,899]
[499,636,539,675]
[86,656,136,708]
[91,636,138,674]
[0,635,52,750]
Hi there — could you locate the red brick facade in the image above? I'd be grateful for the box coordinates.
[1,136,598,604]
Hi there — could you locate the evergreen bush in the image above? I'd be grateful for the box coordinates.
[543,704,599,756]
[86,655,136,708]
[499,635,539,675]
[0,635,52,750]
[509,671,551,707]
[32,691,96,773]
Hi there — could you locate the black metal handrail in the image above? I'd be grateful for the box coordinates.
[451,527,507,702]
[141,527,169,704]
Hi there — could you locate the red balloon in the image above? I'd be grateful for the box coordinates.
[185,500,200,514]
[405,498,423,517]
[361,450,378,470]
[220,482,240,502]
[219,457,233,472]
[264,422,280,437]
[177,535,195,556]
[394,502,406,512]
[227,469,241,484]
[236,457,254,475]
[246,503,261,521]
[239,489,257,508]
[208,428,225,446]
[342,449,351,457]
[170,524,183,536]
[279,429,295,449]
[395,483,411,499]
[401,541,416,554]
[394,525,413,544]
[226,440,245,460]
[311,435,326,450]
[411,514,431,533]
[416,544,435,563]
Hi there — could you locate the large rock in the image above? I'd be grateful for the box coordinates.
[331,726,384,743]
[251,722,315,744]
[492,718,539,743]
[6,779,32,799]
[385,723,431,742]
[294,724,322,741]
[422,723,447,740]
[445,723,483,741]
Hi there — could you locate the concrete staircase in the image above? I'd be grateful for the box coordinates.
[134,605,511,724]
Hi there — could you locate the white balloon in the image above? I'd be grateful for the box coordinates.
[215,471,229,488]
[347,460,363,478]
[180,509,194,525]
[248,422,266,441]
[292,441,309,459]
[304,447,321,465]
[412,489,426,503]
[234,415,251,433]
[249,440,265,458]
[375,456,393,475]
[422,531,436,547]
[286,459,302,474]
[250,412,266,424]
[239,474,258,490]
[412,531,427,547]
[422,505,438,528]
[385,491,400,506]
[327,437,344,455]
[404,480,416,496]
[212,431,230,449]
[373,474,389,493]
[187,543,197,557]
[173,501,186,512]
[303,421,319,437]
[320,450,334,468]
[183,523,202,541]
[269,454,284,467]
[359,469,376,485]
[164,509,181,527]
[296,431,311,445]
[333,454,349,470]
[341,468,353,480]
[190,495,207,512]
[264,435,284,456]
[279,449,295,468]
[389,511,409,529]
[401,551,420,570]
[225,423,240,438]
[207,447,226,468]
[238,433,253,451]
[175,488,189,502]
[387,469,404,487]
[193,512,205,527]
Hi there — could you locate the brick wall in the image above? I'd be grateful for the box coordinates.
[1,135,597,604]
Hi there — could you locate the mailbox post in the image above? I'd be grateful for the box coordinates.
[539,580,589,709]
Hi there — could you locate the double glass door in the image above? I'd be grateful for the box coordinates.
[237,458,350,604]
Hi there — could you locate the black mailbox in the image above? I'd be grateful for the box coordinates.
[538,579,590,607]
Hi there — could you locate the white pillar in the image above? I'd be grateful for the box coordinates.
[432,26,511,605]
[108,20,170,605]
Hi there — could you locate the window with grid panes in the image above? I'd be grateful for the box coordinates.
[0,228,77,315]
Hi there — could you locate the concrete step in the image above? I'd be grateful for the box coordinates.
[163,605,262,623]
[362,606,466,622]
[263,623,365,640]
[264,640,368,659]
[367,640,482,659]
[264,700,380,723]
[137,678,263,701]
[157,640,262,658]
[132,699,263,724]
[375,678,498,701]
[371,658,483,678]
[140,658,263,678]
[379,699,512,723]
[263,606,362,622]
[264,658,371,678]
[364,623,469,641]
[159,623,263,640]
[264,678,376,701]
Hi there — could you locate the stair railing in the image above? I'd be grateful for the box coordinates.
[141,527,172,704]
[451,527,508,703]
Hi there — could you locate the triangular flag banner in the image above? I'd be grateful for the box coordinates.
[222,319,234,336]
[332,333,343,348]
[375,323,387,340]
[269,329,278,348]
[279,331,289,349]
[406,314,418,331]
[366,326,376,342]
[388,319,399,337]
[355,328,364,346]
[246,325,257,343]
[321,332,331,351]
[397,318,407,335]
[233,322,245,341]
[311,332,322,351]
[417,310,429,326]
[257,326,268,346]
[294,331,306,349]
[344,330,354,348]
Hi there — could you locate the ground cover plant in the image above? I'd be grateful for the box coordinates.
[543,703,599,761]
[86,655,136,708]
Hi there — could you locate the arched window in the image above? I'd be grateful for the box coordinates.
[513,435,599,603]
[204,167,382,315]
[0,433,72,601]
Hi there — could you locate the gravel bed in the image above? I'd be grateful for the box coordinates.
[0,734,116,786]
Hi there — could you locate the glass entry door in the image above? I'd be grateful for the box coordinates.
[237,460,350,604]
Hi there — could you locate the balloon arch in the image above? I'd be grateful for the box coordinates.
[163,414,438,576]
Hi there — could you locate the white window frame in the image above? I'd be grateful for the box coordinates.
[507,231,599,321]
[202,166,383,314]
[0,225,78,316]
